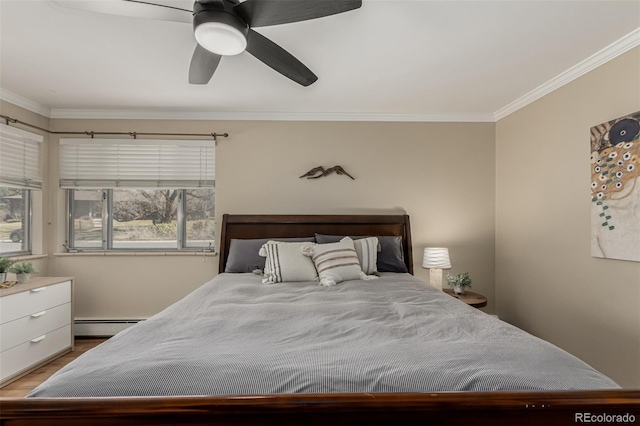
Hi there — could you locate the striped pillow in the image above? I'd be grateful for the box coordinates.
[352,237,379,275]
[259,241,318,284]
[303,237,378,287]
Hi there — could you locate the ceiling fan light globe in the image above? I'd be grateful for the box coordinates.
[195,22,247,56]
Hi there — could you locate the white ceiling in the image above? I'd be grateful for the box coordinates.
[0,0,638,121]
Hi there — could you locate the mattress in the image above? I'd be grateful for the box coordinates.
[28,273,618,397]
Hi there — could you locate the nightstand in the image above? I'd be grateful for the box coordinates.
[443,289,487,308]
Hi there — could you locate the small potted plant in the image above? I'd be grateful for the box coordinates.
[9,261,38,284]
[446,272,472,295]
[0,257,14,283]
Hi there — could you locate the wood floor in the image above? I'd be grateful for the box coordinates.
[0,338,107,398]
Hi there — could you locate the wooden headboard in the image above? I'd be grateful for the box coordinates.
[219,214,413,274]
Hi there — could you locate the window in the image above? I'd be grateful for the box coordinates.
[0,124,42,255]
[70,189,102,249]
[184,189,215,248]
[61,138,215,252]
[0,187,31,255]
[112,189,178,250]
[68,188,215,251]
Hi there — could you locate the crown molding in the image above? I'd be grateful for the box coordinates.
[49,109,495,122]
[2,27,637,124]
[0,88,51,118]
[494,27,640,121]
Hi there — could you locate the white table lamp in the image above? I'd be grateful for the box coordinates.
[422,248,451,290]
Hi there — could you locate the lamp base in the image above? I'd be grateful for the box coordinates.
[429,268,443,291]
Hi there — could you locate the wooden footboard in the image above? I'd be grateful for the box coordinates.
[2,391,639,426]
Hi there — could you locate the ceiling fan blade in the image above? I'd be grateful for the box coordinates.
[245,29,317,86]
[189,44,222,84]
[50,0,193,24]
[235,0,362,27]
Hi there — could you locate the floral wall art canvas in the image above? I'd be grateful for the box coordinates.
[590,111,640,262]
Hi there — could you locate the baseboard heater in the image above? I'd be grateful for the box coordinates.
[74,319,145,337]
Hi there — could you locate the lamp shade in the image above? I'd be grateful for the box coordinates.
[422,248,451,269]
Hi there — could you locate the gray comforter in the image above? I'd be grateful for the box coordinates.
[29,273,618,397]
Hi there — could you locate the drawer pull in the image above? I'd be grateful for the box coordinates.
[31,310,47,318]
[31,335,46,343]
[30,287,47,293]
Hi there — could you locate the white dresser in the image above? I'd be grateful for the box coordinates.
[0,277,74,388]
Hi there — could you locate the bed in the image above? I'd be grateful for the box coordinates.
[1,214,638,425]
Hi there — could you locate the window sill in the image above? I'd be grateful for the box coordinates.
[5,254,48,261]
[53,252,217,257]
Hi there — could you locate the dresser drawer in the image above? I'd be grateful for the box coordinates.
[0,325,72,382]
[0,303,71,352]
[0,281,71,324]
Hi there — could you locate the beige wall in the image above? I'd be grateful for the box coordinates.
[0,100,50,276]
[495,47,640,388]
[46,119,496,318]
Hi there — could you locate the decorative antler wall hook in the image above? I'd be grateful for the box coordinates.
[299,165,355,180]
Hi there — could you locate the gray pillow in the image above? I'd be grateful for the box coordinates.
[225,237,315,273]
[314,234,408,273]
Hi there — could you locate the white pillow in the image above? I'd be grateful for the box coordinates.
[352,237,379,275]
[303,237,378,287]
[259,241,318,284]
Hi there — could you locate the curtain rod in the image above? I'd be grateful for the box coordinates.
[0,114,229,140]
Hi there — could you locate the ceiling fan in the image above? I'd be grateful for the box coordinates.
[51,0,362,86]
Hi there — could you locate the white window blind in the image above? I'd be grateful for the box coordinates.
[0,123,43,190]
[59,139,215,188]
